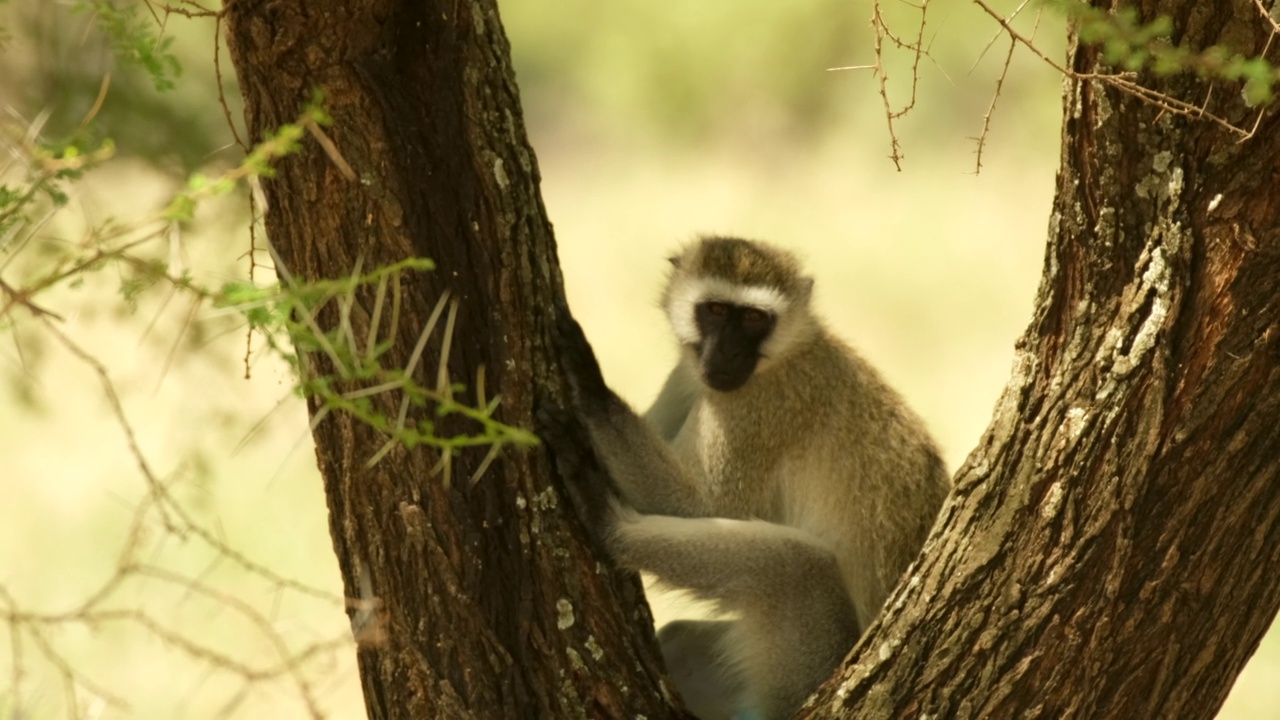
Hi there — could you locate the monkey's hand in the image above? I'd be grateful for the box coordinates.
[551,295,620,415]
[534,397,623,555]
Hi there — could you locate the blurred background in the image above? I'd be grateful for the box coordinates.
[0,0,1275,717]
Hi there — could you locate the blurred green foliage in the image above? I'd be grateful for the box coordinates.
[0,0,229,172]
[0,0,1070,161]
[499,0,1070,156]
[71,0,182,91]
[1059,1,1280,104]
[506,0,864,140]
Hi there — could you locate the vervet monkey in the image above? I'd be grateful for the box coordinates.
[541,236,950,720]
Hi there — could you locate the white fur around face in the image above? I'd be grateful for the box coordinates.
[664,275,816,368]
[665,275,791,345]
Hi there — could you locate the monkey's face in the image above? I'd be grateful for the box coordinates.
[693,301,775,392]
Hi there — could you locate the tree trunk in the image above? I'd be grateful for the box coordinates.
[805,1,1280,717]
[223,1,679,718]
[225,0,1280,718]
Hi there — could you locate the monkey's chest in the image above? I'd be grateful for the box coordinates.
[673,412,786,518]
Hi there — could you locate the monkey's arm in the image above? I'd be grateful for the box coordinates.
[643,363,699,442]
[553,305,707,517]
[611,515,852,616]
[612,514,859,719]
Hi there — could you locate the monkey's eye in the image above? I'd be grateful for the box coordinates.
[742,308,771,327]
[705,302,730,317]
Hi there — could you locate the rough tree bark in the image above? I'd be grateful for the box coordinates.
[224,1,680,718]
[805,1,1280,717]
[225,0,1280,718]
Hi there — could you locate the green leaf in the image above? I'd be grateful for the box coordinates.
[1243,74,1275,106]
[163,194,197,223]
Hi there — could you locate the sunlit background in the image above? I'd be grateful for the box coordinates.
[0,0,1275,717]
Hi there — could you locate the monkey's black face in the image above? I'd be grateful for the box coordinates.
[694,301,775,392]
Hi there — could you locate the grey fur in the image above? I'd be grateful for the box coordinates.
[564,237,950,719]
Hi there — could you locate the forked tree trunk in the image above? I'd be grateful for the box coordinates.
[224,1,679,717]
[805,1,1280,717]
[225,0,1280,718]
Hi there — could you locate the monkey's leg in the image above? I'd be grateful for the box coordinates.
[614,515,859,720]
[657,619,741,720]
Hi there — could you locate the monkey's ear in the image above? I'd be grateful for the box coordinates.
[668,256,681,269]
[797,276,815,302]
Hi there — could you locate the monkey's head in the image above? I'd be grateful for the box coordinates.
[661,236,817,392]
